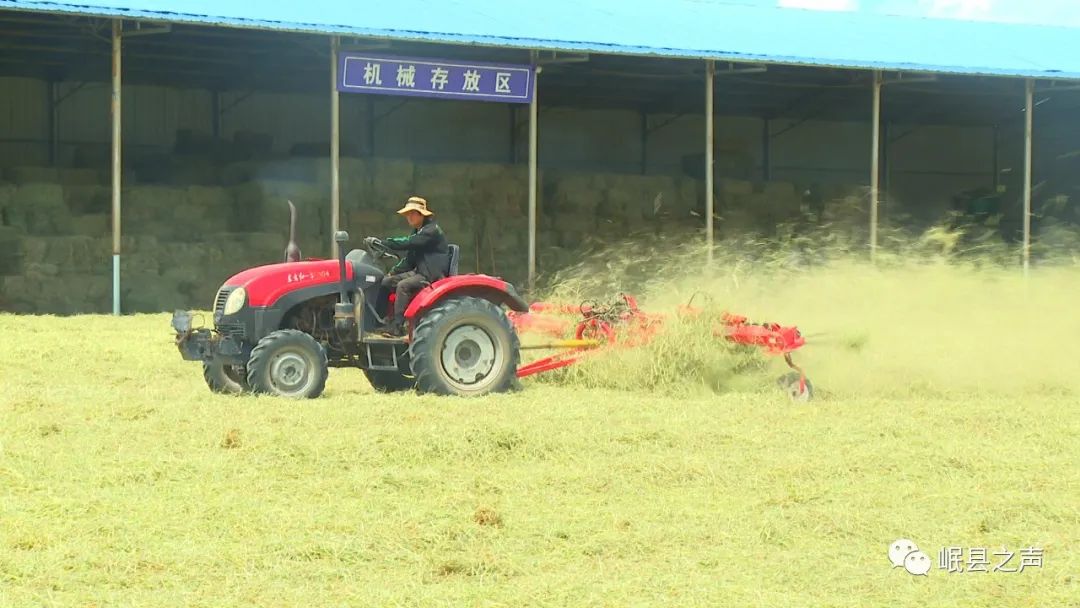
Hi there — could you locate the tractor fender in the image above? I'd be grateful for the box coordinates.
[404,275,529,320]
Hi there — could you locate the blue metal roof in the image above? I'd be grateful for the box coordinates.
[3,0,1080,80]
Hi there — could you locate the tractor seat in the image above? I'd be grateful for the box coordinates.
[447,243,461,276]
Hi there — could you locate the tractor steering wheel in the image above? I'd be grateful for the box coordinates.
[363,236,399,260]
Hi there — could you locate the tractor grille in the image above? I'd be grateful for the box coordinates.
[213,286,246,342]
[217,321,246,342]
[214,286,234,313]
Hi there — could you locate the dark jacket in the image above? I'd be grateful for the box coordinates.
[386,218,450,282]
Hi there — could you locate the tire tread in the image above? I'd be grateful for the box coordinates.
[409,296,520,396]
[246,329,329,398]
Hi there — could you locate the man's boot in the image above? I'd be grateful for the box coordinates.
[379,318,405,337]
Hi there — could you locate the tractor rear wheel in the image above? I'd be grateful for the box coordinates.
[246,329,328,399]
[203,361,249,394]
[409,296,520,396]
[363,369,416,393]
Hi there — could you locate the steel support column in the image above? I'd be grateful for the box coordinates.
[705,60,715,265]
[870,70,882,262]
[111,19,122,315]
[527,54,540,293]
[1023,79,1033,276]
[330,35,341,260]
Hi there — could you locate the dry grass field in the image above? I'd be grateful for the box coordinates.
[2,238,1078,606]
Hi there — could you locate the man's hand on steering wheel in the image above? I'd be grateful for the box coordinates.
[364,236,399,260]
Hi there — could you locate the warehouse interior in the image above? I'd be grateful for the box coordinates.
[2,10,1079,313]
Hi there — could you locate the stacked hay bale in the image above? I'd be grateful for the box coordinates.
[0,149,880,314]
[5,183,73,235]
[0,167,118,314]
[471,163,529,285]
[340,158,407,246]
[0,232,113,314]
[537,170,701,278]
[707,178,806,238]
[0,224,23,276]
[231,181,324,248]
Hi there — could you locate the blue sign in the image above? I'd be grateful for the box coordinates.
[337,53,534,103]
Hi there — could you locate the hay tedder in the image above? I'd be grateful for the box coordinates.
[507,294,814,401]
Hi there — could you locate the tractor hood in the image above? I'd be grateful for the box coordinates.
[221,259,354,308]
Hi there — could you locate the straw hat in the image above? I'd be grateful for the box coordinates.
[396,196,433,216]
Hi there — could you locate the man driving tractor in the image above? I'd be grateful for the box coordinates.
[372,196,450,336]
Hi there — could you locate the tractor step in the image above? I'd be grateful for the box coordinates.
[362,332,408,345]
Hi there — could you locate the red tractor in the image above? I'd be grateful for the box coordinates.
[171,205,529,398]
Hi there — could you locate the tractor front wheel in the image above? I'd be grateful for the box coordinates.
[409,297,520,396]
[246,329,329,399]
[203,360,249,394]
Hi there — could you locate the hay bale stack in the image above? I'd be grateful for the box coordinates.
[552,171,604,219]
[221,161,260,186]
[123,280,188,313]
[19,236,47,266]
[338,158,374,210]
[184,186,235,232]
[58,168,102,186]
[39,236,101,274]
[371,158,415,204]
[474,164,527,215]
[251,158,322,183]
[13,236,105,275]
[64,185,108,214]
[0,183,13,225]
[413,162,475,211]
[123,186,187,240]
[233,130,274,159]
[759,181,802,219]
[231,180,325,246]
[245,232,287,257]
[0,226,24,275]
[346,210,385,239]
[8,184,72,235]
[166,156,221,186]
[24,262,59,278]
[538,245,576,275]
[623,175,683,228]
[822,188,869,228]
[6,167,59,185]
[71,144,110,172]
[0,274,110,314]
[718,178,754,198]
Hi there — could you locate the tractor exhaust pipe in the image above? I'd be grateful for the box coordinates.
[333,230,354,333]
[284,200,301,263]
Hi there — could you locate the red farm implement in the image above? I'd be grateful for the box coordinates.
[508,294,814,401]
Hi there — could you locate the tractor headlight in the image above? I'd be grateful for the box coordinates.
[222,287,246,316]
